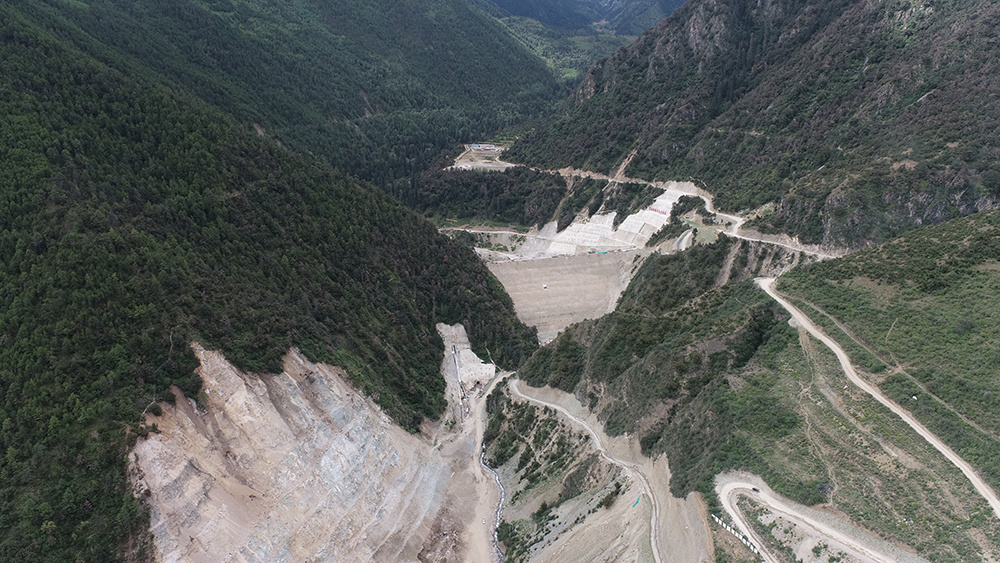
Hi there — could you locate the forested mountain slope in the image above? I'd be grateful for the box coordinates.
[485,0,687,34]
[0,5,536,561]
[15,0,559,193]
[603,0,689,35]
[507,0,1000,247]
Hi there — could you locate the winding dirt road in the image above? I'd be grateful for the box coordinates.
[717,475,919,563]
[757,277,1000,519]
[716,478,779,563]
[508,380,664,563]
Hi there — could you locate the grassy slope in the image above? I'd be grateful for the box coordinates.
[485,0,686,35]
[507,0,1000,246]
[0,6,536,560]
[519,239,807,494]
[779,210,1000,494]
[498,16,632,84]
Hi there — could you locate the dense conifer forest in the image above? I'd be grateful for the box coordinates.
[16,0,561,194]
[0,4,538,560]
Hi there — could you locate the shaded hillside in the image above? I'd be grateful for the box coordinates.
[414,167,569,227]
[486,0,686,34]
[604,0,689,35]
[18,0,559,192]
[0,6,536,561]
[507,0,1000,246]
[487,0,607,30]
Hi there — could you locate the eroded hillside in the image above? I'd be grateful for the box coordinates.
[0,7,536,559]
[133,338,501,562]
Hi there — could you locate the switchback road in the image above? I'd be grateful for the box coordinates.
[757,277,1000,520]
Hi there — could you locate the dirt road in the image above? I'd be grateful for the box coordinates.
[509,380,664,563]
[716,473,925,563]
[717,477,779,563]
[449,149,845,259]
[757,277,1000,520]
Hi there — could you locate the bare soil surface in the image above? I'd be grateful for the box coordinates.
[432,324,506,562]
[453,186,689,260]
[488,251,644,344]
[447,149,847,260]
[549,168,846,259]
[509,380,714,563]
[445,151,843,347]
[529,478,656,563]
[132,333,507,563]
[447,145,516,171]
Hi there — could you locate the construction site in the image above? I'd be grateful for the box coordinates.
[446,160,703,343]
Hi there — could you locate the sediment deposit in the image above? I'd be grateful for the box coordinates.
[488,250,643,343]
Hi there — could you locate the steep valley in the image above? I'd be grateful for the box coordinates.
[7,0,1000,560]
[128,177,1000,562]
[448,154,1000,560]
[506,0,1000,248]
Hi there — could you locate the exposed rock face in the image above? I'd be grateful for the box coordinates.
[131,344,464,562]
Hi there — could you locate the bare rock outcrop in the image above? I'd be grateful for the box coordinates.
[131,344,468,562]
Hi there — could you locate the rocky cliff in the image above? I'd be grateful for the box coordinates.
[132,344,494,562]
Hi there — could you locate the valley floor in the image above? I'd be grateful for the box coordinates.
[507,380,713,563]
[452,150,1000,561]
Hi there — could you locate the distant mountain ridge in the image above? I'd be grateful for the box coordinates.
[487,0,687,34]
[507,0,1000,247]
